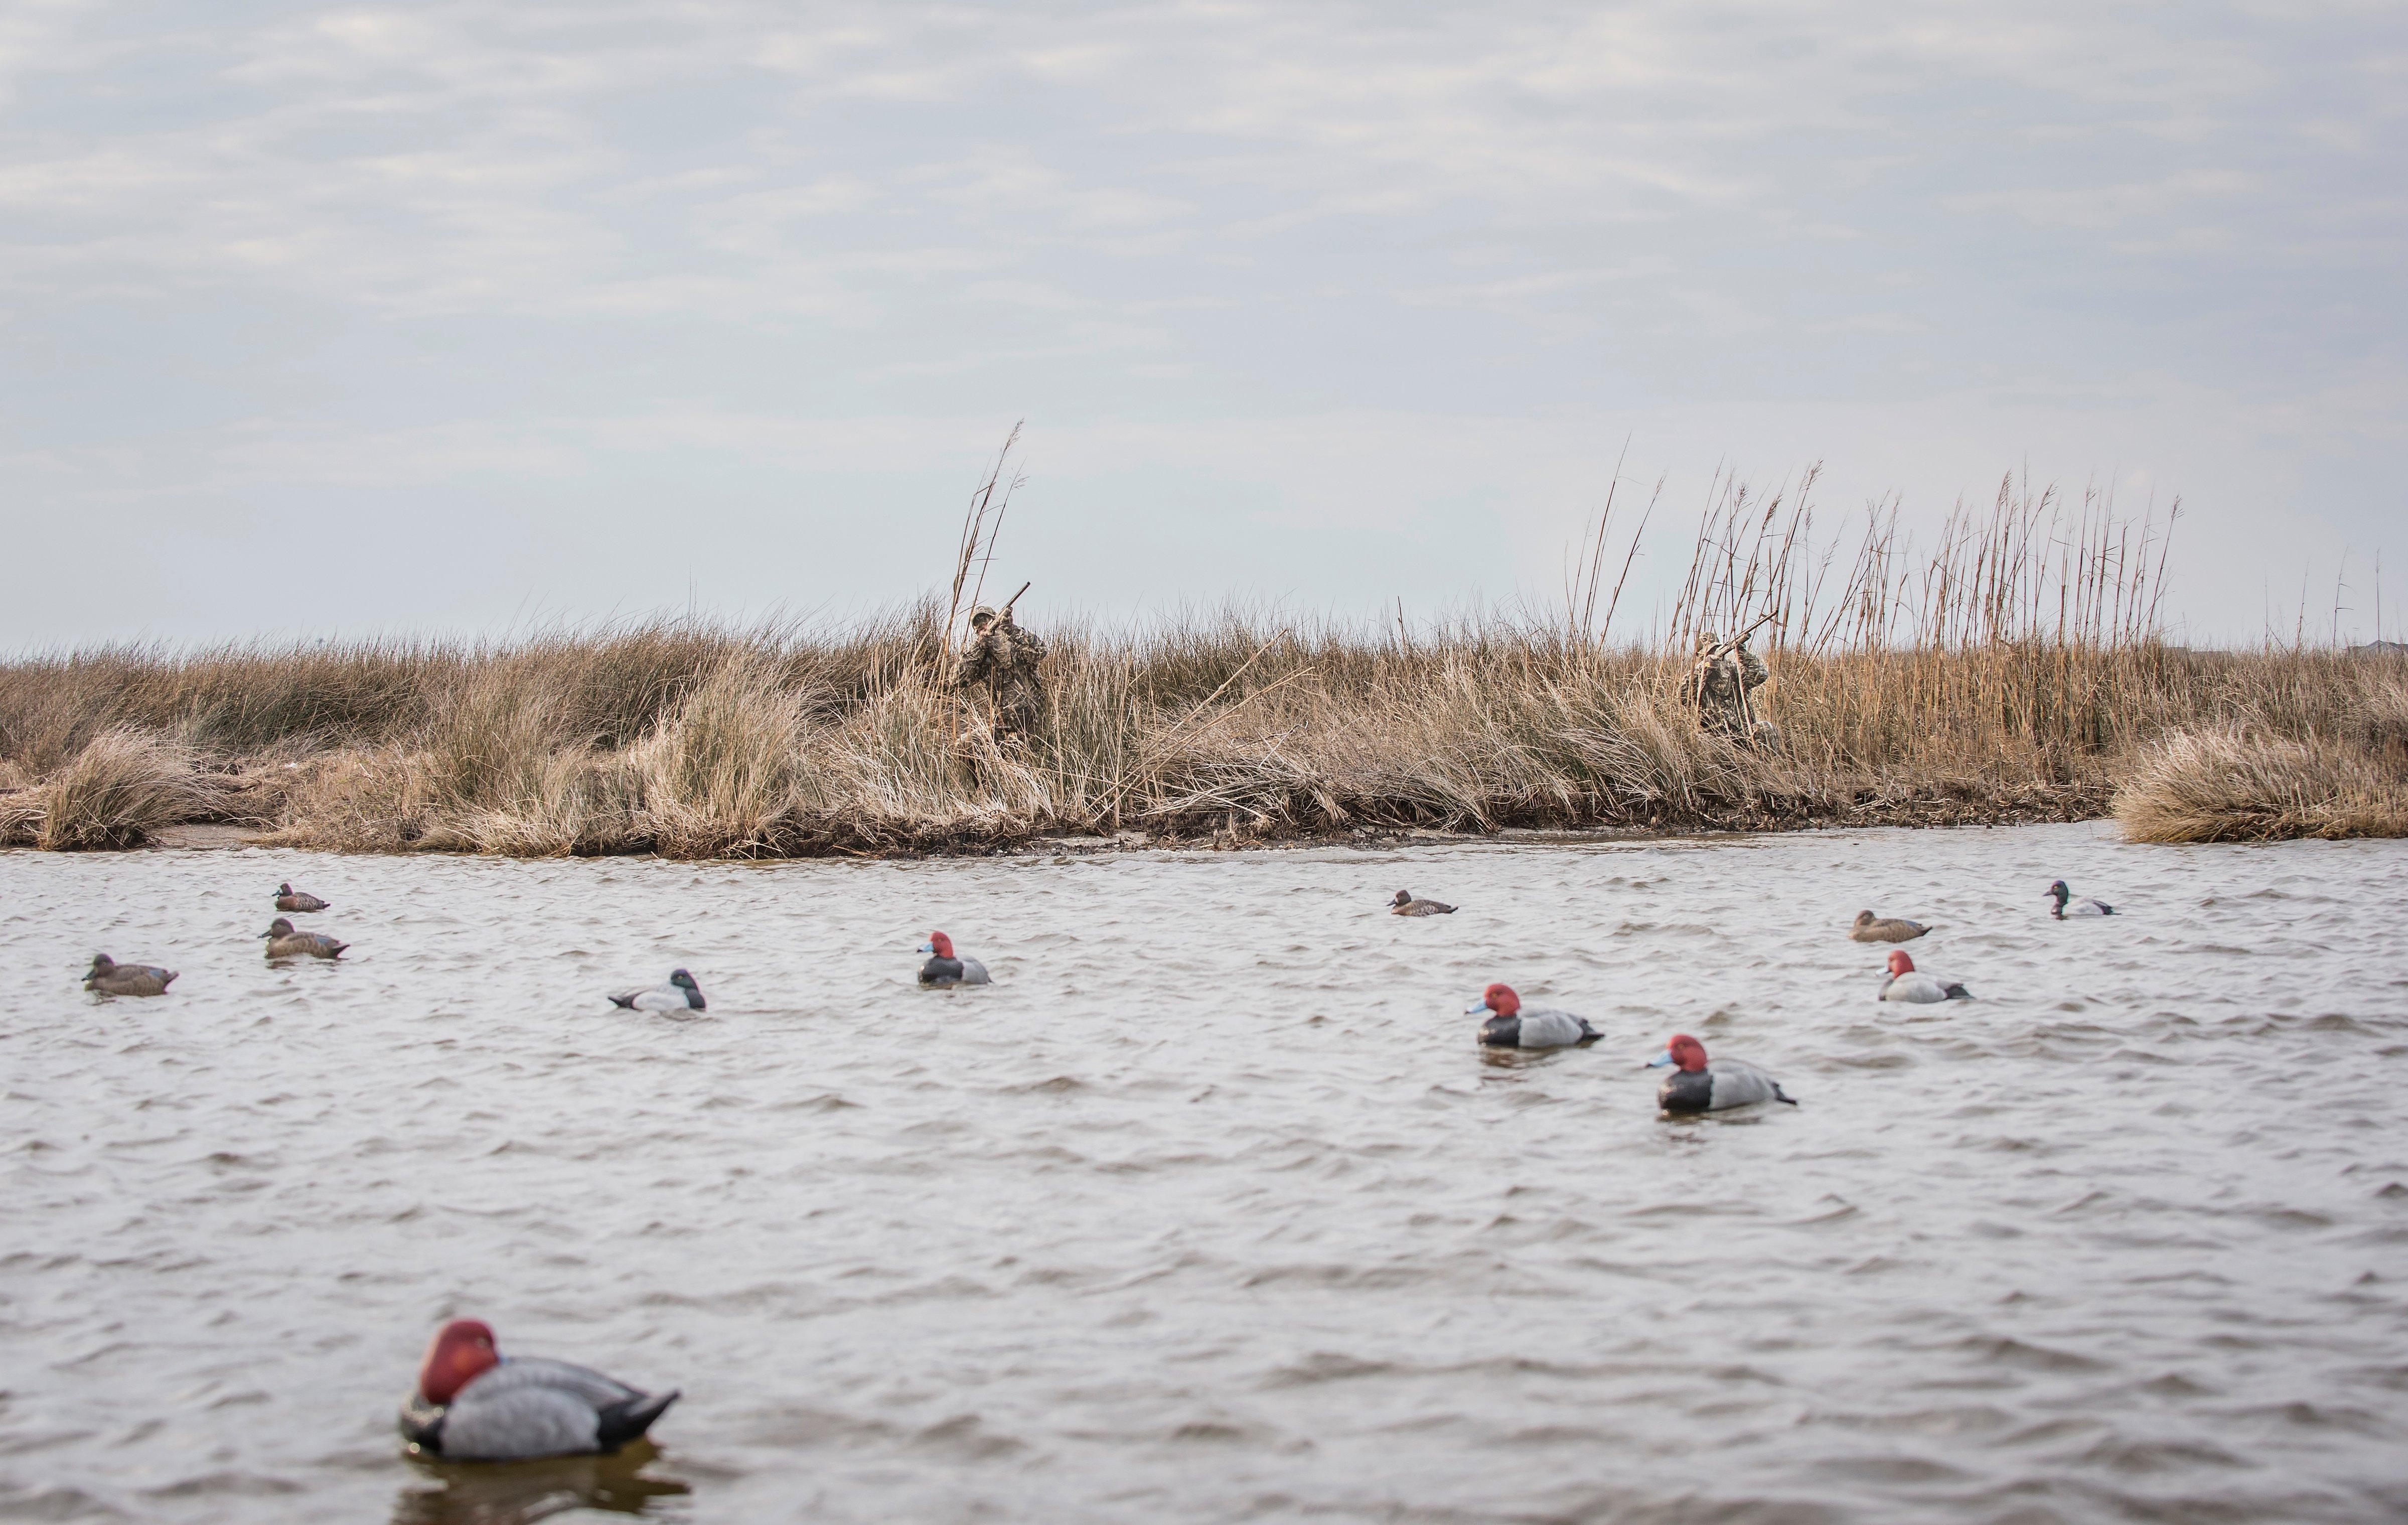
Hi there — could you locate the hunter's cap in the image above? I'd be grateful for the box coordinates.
[969,605,1000,625]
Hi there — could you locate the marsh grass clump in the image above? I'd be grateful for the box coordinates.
[0,757,38,847]
[32,726,223,850]
[2113,727,2408,844]
[631,659,816,857]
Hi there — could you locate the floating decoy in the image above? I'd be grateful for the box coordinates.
[1850,910,1933,943]
[918,931,990,987]
[84,953,177,997]
[399,1319,679,1461]
[1467,983,1598,1048]
[1877,949,1972,1003]
[2047,880,2115,918]
[1645,1033,1796,1113]
[1391,889,1456,917]
[260,917,346,959]
[273,882,331,913]
[608,969,706,1012]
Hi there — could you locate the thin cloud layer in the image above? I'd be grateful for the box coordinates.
[1,2,2401,643]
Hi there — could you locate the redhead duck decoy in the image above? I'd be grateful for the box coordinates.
[1468,983,1598,1048]
[2047,880,2115,918]
[84,953,177,997]
[1645,1033,1796,1113]
[260,917,346,959]
[273,882,332,913]
[1876,949,1971,1003]
[1391,889,1456,917]
[917,931,990,987]
[399,1319,679,1461]
[1849,910,1933,943]
[608,969,705,1012]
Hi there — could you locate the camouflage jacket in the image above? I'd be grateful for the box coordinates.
[957,620,1047,691]
[1680,643,1767,725]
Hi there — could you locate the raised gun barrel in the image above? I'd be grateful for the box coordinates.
[1704,610,1780,660]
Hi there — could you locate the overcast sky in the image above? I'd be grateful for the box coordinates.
[3,2,2402,649]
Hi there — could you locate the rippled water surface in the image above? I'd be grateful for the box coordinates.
[6,823,2408,1524]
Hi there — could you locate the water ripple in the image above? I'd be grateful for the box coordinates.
[3,822,2406,1521]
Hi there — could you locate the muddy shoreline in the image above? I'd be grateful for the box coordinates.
[122,784,2113,858]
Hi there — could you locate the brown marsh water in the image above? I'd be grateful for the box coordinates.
[3,823,2405,1523]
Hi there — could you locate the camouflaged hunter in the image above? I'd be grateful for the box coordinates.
[1680,630,1780,751]
[956,605,1048,739]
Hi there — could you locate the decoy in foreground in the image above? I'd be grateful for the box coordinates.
[1391,889,1457,917]
[84,953,177,997]
[260,918,346,959]
[399,1319,679,1461]
[273,882,332,913]
[2047,880,2115,918]
[1646,1034,1797,1113]
[608,969,706,1012]
[1850,910,1934,943]
[1468,983,1598,1048]
[918,931,990,987]
[1877,949,1972,1003]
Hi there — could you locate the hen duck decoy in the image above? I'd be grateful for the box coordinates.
[260,917,346,959]
[1876,949,1972,1003]
[1391,890,1456,917]
[1850,910,1934,943]
[84,953,177,997]
[608,969,705,1012]
[1646,1034,1796,1113]
[1468,983,1598,1048]
[399,1319,679,1461]
[2047,880,2115,918]
[273,882,331,913]
[918,931,990,987]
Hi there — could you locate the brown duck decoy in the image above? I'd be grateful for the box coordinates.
[84,953,178,997]
[1850,910,1933,943]
[261,917,347,959]
[274,882,332,913]
[1391,889,1457,917]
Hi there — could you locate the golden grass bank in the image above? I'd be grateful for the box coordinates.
[1,615,2402,859]
[5,473,2403,858]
